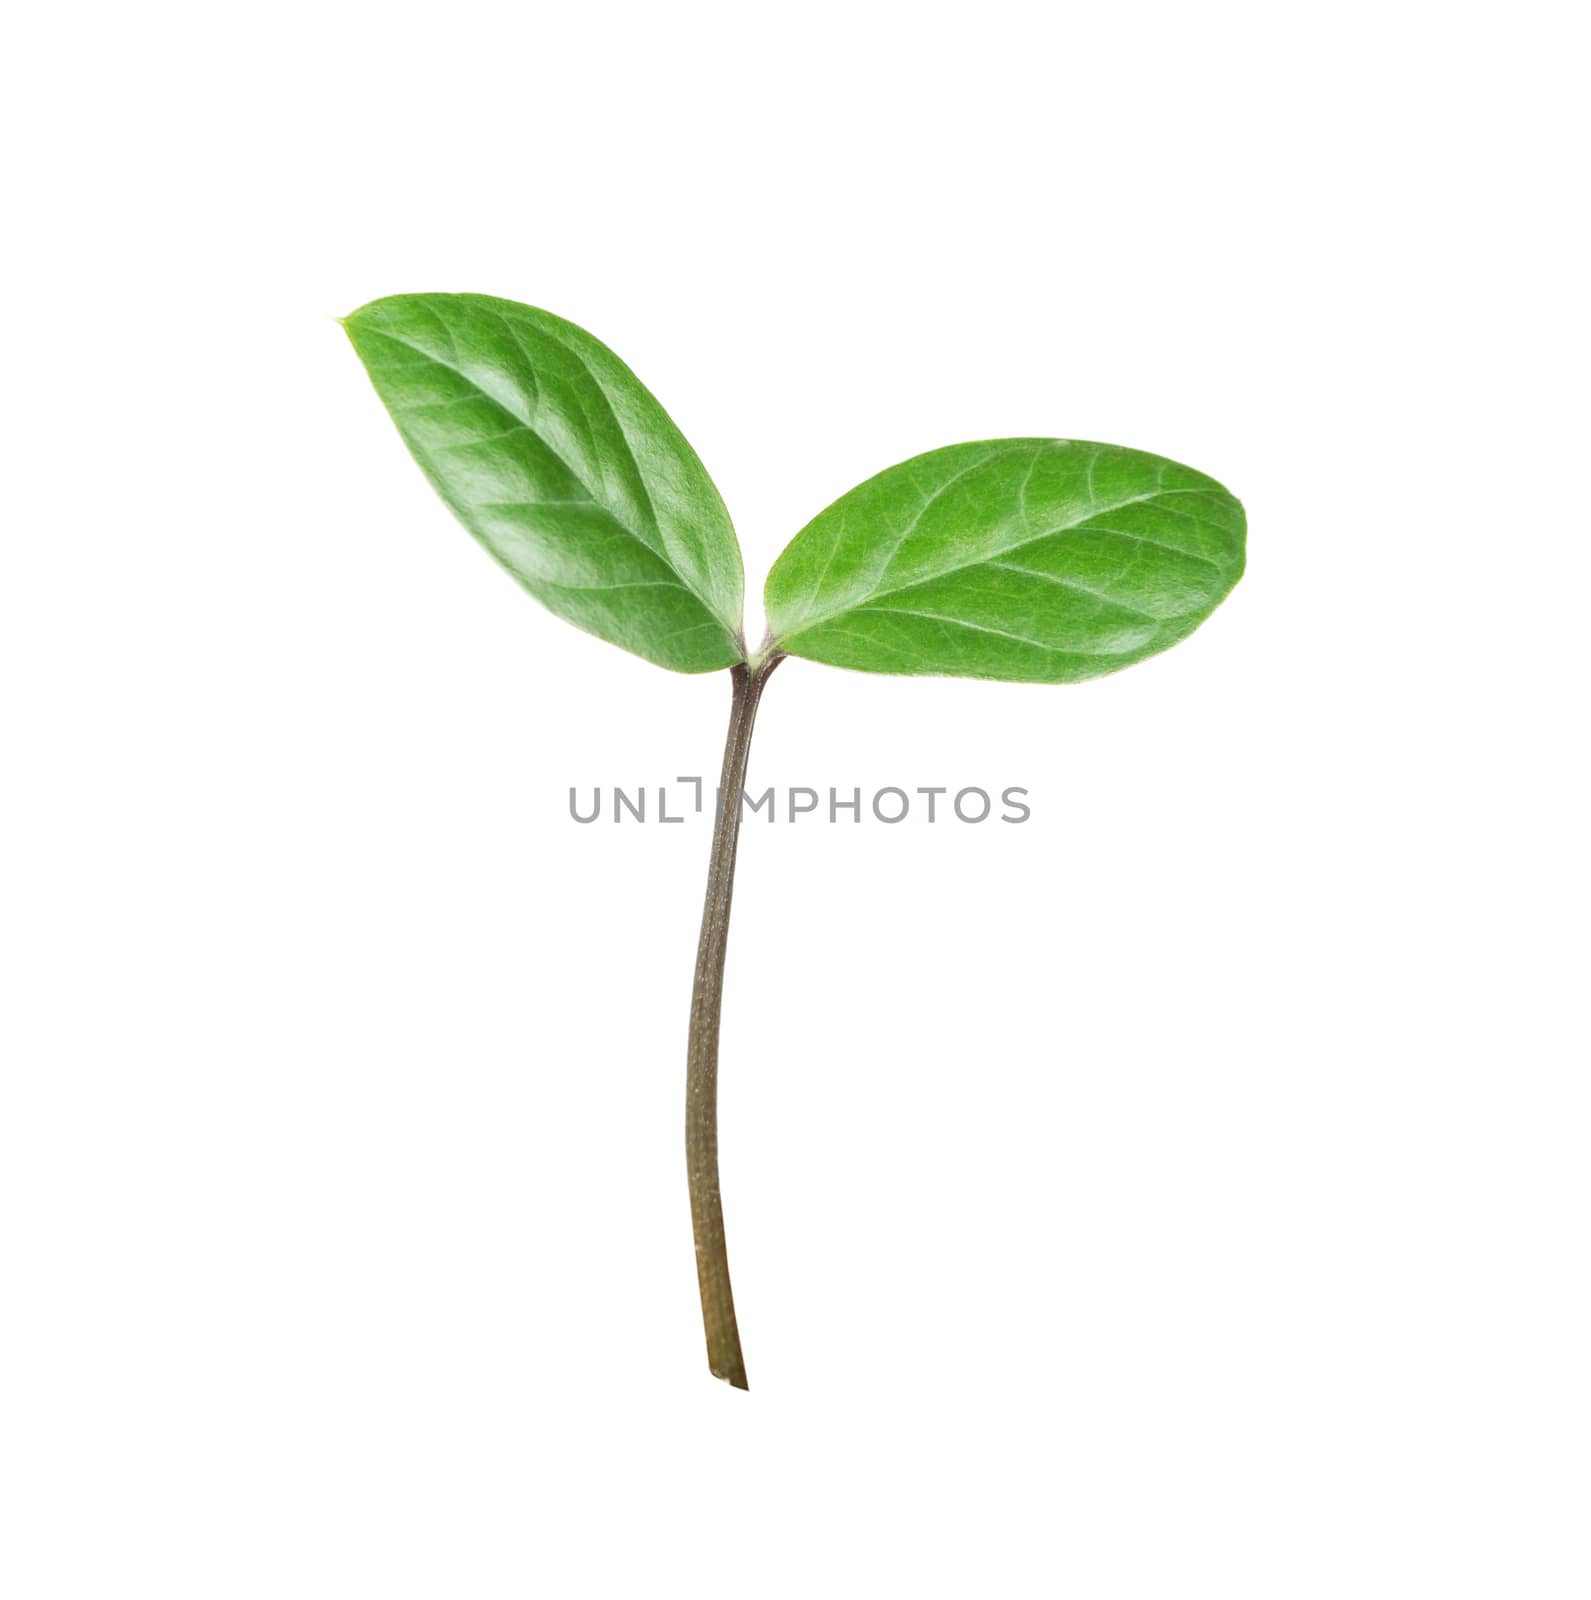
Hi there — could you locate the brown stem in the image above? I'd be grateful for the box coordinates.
[685,654,781,1389]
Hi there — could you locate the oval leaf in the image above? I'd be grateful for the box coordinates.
[764,439,1244,683]
[345,294,745,673]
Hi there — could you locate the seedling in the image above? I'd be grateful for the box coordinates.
[345,294,1246,1389]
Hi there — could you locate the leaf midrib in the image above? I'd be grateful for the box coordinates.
[364,322,728,631]
[775,482,1233,646]
[474,301,667,557]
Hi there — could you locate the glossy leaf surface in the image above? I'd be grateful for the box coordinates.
[345,294,744,672]
[765,440,1244,682]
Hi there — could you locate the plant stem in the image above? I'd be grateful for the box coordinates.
[686,653,781,1389]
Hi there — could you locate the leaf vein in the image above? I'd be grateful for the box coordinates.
[850,605,1144,657]
[782,485,1228,642]
[981,561,1159,619]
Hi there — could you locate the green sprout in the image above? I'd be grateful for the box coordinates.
[346,293,1246,1388]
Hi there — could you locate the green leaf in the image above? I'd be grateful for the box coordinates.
[344,294,745,673]
[764,440,1244,683]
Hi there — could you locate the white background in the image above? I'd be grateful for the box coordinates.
[3,4,1586,1595]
